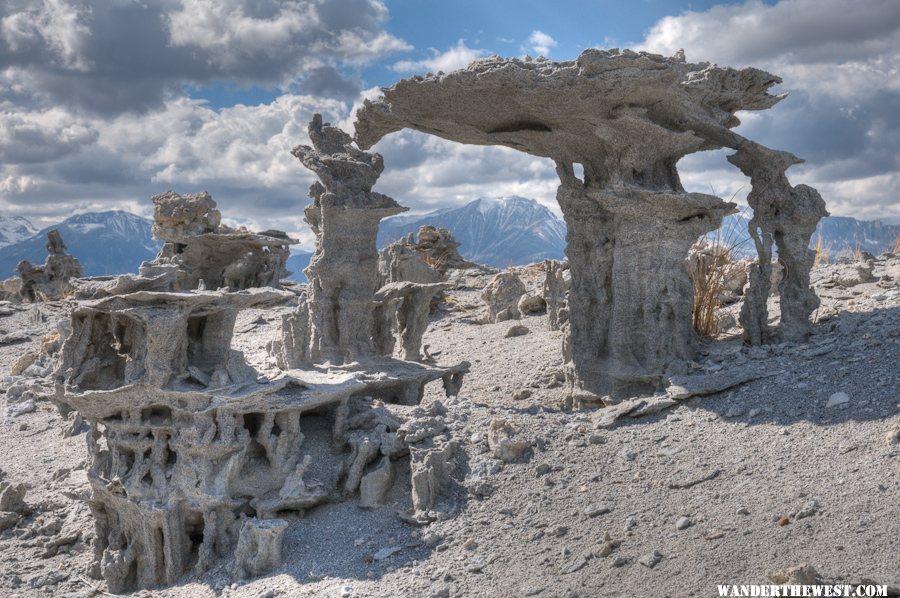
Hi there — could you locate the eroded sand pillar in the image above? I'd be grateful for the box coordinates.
[558,174,733,402]
[729,142,828,343]
[304,201,402,362]
[291,114,406,364]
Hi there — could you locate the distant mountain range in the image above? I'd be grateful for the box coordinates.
[0,215,39,248]
[289,196,567,282]
[377,196,567,267]
[0,211,162,278]
[715,212,899,258]
[286,251,314,282]
[1,199,897,281]
[808,215,898,255]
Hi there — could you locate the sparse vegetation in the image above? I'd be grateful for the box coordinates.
[422,253,447,272]
[439,292,460,308]
[814,225,831,266]
[689,206,751,338]
[690,240,732,337]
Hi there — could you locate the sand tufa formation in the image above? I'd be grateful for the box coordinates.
[14,230,83,302]
[52,118,467,591]
[355,48,826,402]
[32,48,832,592]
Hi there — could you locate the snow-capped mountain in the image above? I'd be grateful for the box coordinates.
[286,250,314,282]
[713,213,900,258]
[0,215,39,249]
[813,215,899,256]
[0,211,162,278]
[377,196,567,267]
[378,196,897,267]
[0,200,894,282]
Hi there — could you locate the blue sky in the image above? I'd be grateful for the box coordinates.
[195,0,768,108]
[0,0,898,247]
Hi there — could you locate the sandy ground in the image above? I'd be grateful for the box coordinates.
[0,256,897,597]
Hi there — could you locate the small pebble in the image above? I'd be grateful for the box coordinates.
[638,550,663,569]
[584,504,611,517]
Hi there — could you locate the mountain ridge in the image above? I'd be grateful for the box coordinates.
[715,212,899,258]
[1,199,897,281]
[0,211,162,278]
[0,215,39,248]
[377,196,567,268]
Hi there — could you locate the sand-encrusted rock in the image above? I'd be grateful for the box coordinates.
[285,114,407,364]
[410,440,456,516]
[0,510,18,531]
[378,226,470,283]
[559,185,733,400]
[355,48,825,400]
[151,190,221,239]
[487,419,530,463]
[0,481,27,513]
[482,271,526,323]
[232,518,289,579]
[16,230,83,302]
[137,191,294,292]
[730,142,828,344]
[379,234,444,286]
[411,226,470,272]
[10,351,38,376]
[274,115,470,382]
[53,116,468,592]
[543,259,569,330]
[725,258,752,296]
[825,259,876,288]
[395,401,462,520]
[0,277,22,301]
[55,281,466,591]
[518,293,546,315]
[374,281,451,360]
[505,324,530,338]
[359,456,394,509]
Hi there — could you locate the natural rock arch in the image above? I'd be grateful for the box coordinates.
[354,48,827,402]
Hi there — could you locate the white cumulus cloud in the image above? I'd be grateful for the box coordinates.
[639,0,900,222]
[392,40,487,73]
[0,107,97,164]
[0,0,411,114]
[526,30,557,56]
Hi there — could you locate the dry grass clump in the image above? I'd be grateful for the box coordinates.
[422,253,448,272]
[439,293,460,308]
[892,233,900,256]
[524,262,545,275]
[689,206,750,338]
[814,225,830,266]
[690,240,733,337]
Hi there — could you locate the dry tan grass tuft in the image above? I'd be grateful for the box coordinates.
[814,225,830,266]
[439,293,460,307]
[422,253,448,272]
[689,203,750,338]
[690,242,732,337]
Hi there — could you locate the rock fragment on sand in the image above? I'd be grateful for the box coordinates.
[825,391,850,408]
